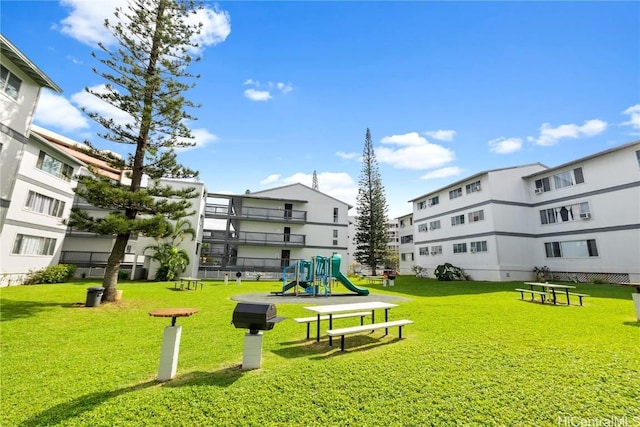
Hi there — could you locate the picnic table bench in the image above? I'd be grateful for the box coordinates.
[326,319,414,351]
[294,311,371,339]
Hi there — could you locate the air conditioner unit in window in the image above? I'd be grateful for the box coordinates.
[427,201,433,207]
[580,212,591,219]
[470,248,476,253]
[430,251,437,255]
[534,188,545,194]
[475,184,481,191]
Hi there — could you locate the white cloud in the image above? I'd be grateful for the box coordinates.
[621,104,640,131]
[336,151,359,160]
[424,130,456,141]
[34,90,89,132]
[377,132,455,170]
[488,137,523,154]
[58,0,230,51]
[276,82,293,94]
[528,119,608,146]
[243,79,293,100]
[176,127,219,151]
[72,85,134,127]
[244,89,272,102]
[419,167,464,180]
[381,132,428,146]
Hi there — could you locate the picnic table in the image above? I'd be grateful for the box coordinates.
[303,301,398,345]
[176,277,202,290]
[524,282,576,305]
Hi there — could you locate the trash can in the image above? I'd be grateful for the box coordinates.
[85,286,105,307]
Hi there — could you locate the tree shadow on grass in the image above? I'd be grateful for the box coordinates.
[271,340,334,359]
[623,321,640,327]
[20,366,244,426]
[0,299,79,322]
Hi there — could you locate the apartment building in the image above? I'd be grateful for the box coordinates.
[202,184,352,277]
[405,142,640,283]
[0,35,85,285]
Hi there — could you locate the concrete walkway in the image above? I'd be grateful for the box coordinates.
[231,292,411,305]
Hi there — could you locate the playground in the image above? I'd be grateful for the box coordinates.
[1,276,638,426]
[277,253,370,297]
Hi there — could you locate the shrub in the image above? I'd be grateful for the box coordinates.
[434,263,468,281]
[23,264,77,285]
[412,265,428,278]
[118,270,130,280]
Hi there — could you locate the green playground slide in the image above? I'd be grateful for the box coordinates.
[334,271,370,296]
[330,253,369,295]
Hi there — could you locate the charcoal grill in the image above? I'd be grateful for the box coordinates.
[232,302,284,334]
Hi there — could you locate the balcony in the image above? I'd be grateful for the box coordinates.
[199,256,299,272]
[60,251,144,266]
[203,230,305,246]
[205,203,307,222]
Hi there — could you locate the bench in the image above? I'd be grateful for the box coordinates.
[326,319,413,351]
[515,288,547,304]
[294,312,371,340]
[566,292,590,306]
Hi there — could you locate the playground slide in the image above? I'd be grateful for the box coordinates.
[334,271,370,296]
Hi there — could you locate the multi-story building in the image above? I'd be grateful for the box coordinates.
[0,34,84,285]
[397,213,414,275]
[201,184,352,277]
[406,142,640,283]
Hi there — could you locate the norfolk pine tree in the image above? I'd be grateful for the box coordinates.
[354,128,390,276]
[68,0,204,302]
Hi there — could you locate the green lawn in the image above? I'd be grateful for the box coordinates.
[1,277,638,426]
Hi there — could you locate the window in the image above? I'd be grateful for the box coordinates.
[430,245,442,255]
[418,223,429,232]
[1,65,22,100]
[449,188,462,199]
[417,200,427,210]
[470,241,487,253]
[401,253,414,261]
[24,191,65,217]
[333,239,338,246]
[12,234,56,255]
[400,219,406,228]
[333,208,339,223]
[465,181,481,194]
[535,177,551,192]
[636,150,640,168]
[332,229,338,238]
[553,171,573,189]
[36,151,73,181]
[451,215,465,226]
[540,202,590,225]
[429,220,441,230]
[419,247,429,256]
[468,210,484,223]
[545,239,598,258]
[453,243,467,253]
[428,196,439,206]
[400,235,413,244]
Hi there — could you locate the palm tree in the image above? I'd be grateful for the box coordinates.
[145,218,196,281]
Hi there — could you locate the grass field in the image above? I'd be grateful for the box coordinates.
[1,277,638,426]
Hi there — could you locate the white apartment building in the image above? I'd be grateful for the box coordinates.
[397,213,414,275]
[0,35,84,285]
[406,142,640,283]
[202,184,352,277]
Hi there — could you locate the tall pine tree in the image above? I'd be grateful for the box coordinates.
[354,128,389,276]
[68,0,203,302]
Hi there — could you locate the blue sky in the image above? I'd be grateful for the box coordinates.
[2,1,639,218]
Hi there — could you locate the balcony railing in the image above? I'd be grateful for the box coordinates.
[203,230,305,246]
[199,256,299,272]
[60,251,144,266]
[205,204,307,222]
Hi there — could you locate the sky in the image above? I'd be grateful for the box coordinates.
[2,1,639,219]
